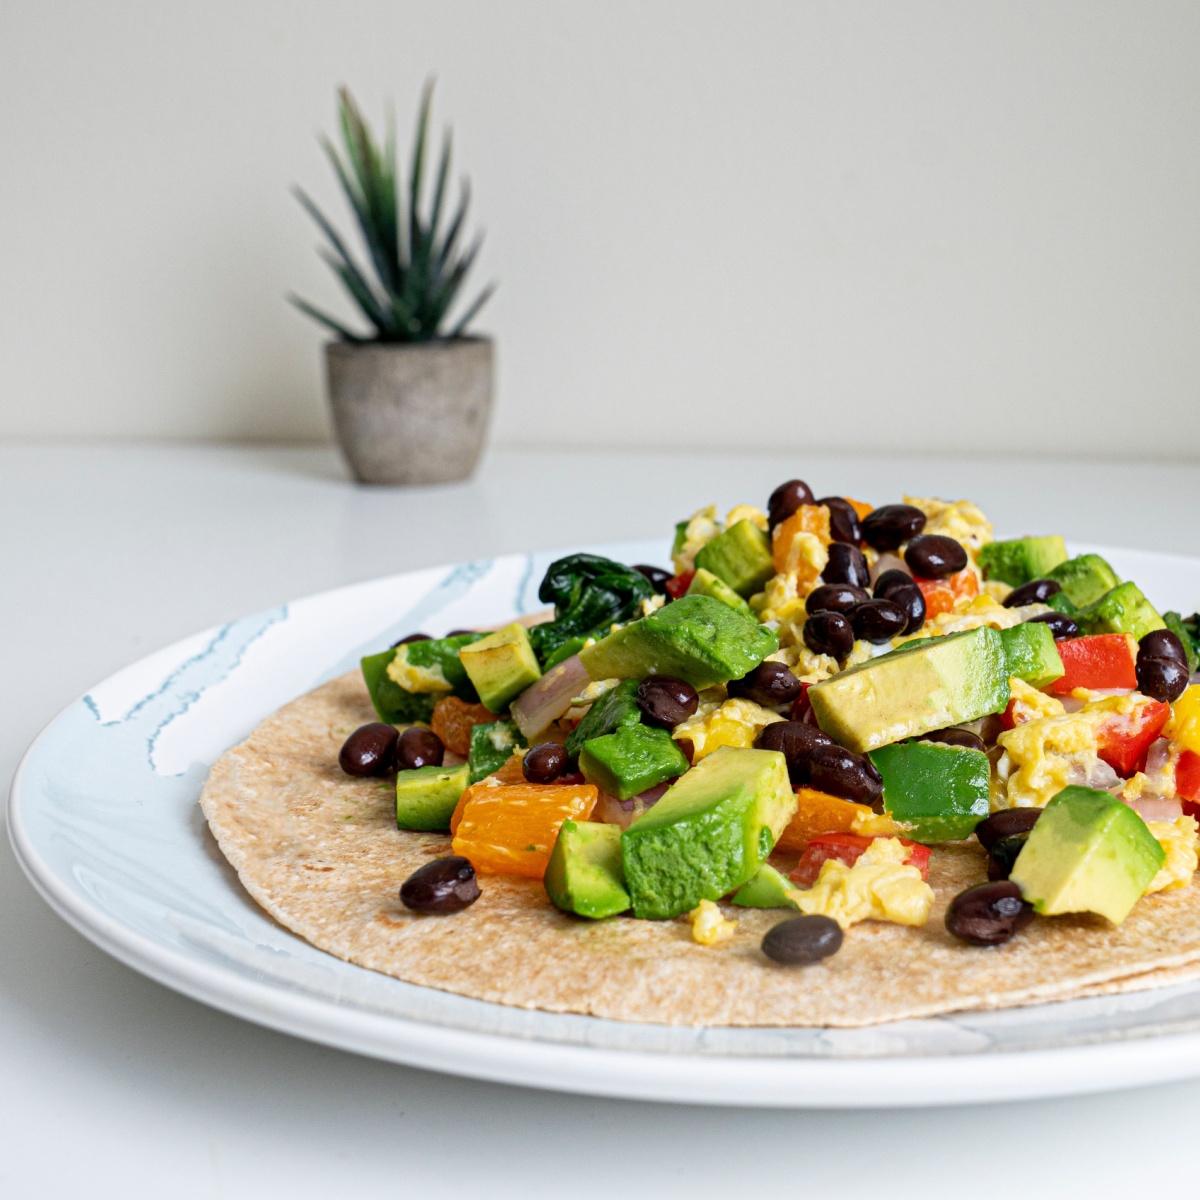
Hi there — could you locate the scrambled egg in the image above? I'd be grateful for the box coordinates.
[673,697,783,760]
[387,645,453,693]
[903,495,994,559]
[1145,817,1199,894]
[768,642,839,684]
[639,594,667,617]
[907,594,1034,640]
[726,504,768,532]
[688,899,738,945]
[994,693,1147,808]
[1008,676,1066,724]
[571,677,620,706]
[672,505,722,574]
[772,529,828,584]
[792,838,934,930]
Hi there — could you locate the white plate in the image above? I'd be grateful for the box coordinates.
[10,539,1200,1108]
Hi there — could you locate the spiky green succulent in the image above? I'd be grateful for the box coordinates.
[291,84,494,343]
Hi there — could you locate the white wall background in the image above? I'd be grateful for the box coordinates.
[1,1,1198,455]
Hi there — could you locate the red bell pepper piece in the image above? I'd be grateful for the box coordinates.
[789,832,931,888]
[1094,700,1170,777]
[664,571,694,600]
[1051,634,1138,694]
[791,681,817,724]
[1177,749,1200,813]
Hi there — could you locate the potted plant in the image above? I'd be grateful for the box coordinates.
[292,84,495,485]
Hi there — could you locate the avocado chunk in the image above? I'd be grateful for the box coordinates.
[687,567,756,619]
[1076,582,1166,642]
[467,719,527,784]
[1047,554,1121,609]
[730,862,800,909]
[1009,785,1164,924]
[544,820,631,919]
[579,595,779,690]
[978,536,1069,587]
[564,678,642,758]
[694,519,775,597]
[361,649,436,725]
[1045,591,1079,616]
[869,741,991,843]
[578,724,689,800]
[1164,611,1200,675]
[459,623,542,712]
[621,745,796,919]
[395,762,471,832]
[808,627,1010,755]
[998,622,1065,690]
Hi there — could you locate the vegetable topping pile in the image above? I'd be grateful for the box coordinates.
[341,480,1200,966]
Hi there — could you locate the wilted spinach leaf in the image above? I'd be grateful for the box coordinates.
[529,553,655,664]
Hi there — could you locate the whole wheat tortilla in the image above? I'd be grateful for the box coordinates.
[199,672,1200,1027]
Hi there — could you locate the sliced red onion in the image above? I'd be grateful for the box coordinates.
[869,553,910,586]
[1123,794,1182,822]
[593,781,675,830]
[1145,737,1173,776]
[511,654,591,740]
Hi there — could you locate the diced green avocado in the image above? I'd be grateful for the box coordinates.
[671,519,690,560]
[621,745,796,919]
[459,623,542,712]
[1076,582,1166,643]
[1047,554,1121,609]
[565,678,642,758]
[395,762,471,832]
[730,862,799,909]
[978,536,1069,587]
[693,519,775,597]
[579,595,779,690]
[544,820,630,919]
[388,633,487,697]
[578,724,689,800]
[869,741,991,843]
[542,635,589,671]
[1046,591,1079,616]
[1009,785,1164,924]
[361,649,436,725]
[808,627,1010,755]
[998,622,1065,690]
[687,567,755,619]
[467,719,527,784]
[1164,611,1200,675]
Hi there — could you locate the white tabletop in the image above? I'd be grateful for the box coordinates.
[3,443,1200,1198]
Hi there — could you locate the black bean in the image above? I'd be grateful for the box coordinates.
[338,722,400,777]
[883,582,926,635]
[636,676,699,729]
[974,807,1042,851]
[1025,611,1080,640]
[395,726,445,771]
[821,542,870,588]
[803,610,855,659]
[816,496,862,545]
[767,479,815,531]
[728,661,803,707]
[1137,654,1189,703]
[1140,629,1189,668]
[1003,579,1062,608]
[920,727,986,753]
[523,742,568,783]
[806,583,870,615]
[873,568,916,599]
[392,632,432,647]
[399,856,481,914]
[904,534,968,579]
[761,915,843,965]
[987,836,1028,882]
[945,881,1034,946]
[808,743,883,806]
[633,564,672,594]
[755,720,833,784]
[861,504,927,551]
[850,598,908,643]
[446,629,476,638]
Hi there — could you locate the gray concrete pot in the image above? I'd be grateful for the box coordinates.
[325,337,493,485]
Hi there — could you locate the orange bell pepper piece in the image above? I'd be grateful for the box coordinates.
[451,781,597,878]
[845,498,874,521]
[774,785,874,853]
[772,504,832,573]
[914,568,979,618]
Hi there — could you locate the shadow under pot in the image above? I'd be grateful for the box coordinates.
[326,337,494,485]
